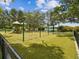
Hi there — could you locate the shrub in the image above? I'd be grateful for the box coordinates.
[38,27,45,31]
[75,26,79,31]
[57,26,64,32]
[58,26,74,32]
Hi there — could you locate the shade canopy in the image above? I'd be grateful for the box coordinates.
[13,21,20,25]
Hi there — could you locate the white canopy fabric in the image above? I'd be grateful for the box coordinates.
[13,21,20,25]
[57,22,79,27]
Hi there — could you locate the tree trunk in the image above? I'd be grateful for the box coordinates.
[47,24,49,35]
[52,25,54,33]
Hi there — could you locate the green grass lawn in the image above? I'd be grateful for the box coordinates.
[0,32,78,59]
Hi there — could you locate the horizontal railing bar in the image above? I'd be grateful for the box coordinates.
[0,33,22,59]
[73,31,79,59]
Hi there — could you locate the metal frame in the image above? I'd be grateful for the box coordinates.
[0,34,22,59]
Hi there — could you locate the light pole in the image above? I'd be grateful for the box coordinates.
[22,16,26,42]
[4,16,6,33]
[39,23,42,37]
[23,20,24,42]
[47,11,50,35]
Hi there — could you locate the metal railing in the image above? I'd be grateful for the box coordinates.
[0,34,22,59]
[73,31,79,59]
[74,31,79,48]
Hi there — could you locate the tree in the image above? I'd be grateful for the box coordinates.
[0,7,4,29]
[10,9,25,33]
[17,10,24,22]
[25,12,44,32]
[2,10,9,33]
[61,0,79,18]
[4,10,13,29]
[61,0,79,4]
[10,8,18,21]
[0,7,3,14]
[3,0,14,2]
[50,6,64,32]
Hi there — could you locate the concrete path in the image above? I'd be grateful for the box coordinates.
[74,39,79,59]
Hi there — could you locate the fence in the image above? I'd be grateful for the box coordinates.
[73,31,79,59]
[0,33,22,59]
[74,31,79,48]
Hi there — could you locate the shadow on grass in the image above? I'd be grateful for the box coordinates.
[57,33,73,37]
[11,43,64,59]
[3,34,12,38]
[69,37,75,41]
[56,32,75,41]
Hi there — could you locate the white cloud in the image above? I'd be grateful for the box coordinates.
[49,0,60,7]
[0,0,11,6]
[5,6,11,11]
[0,0,4,2]
[45,0,60,9]
[41,9,48,13]
[36,0,45,8]
[36,0,45,4]
[36,0,60,12]
[19,7,24,11]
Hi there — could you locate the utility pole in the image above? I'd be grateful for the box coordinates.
[4,17,6,33]
[23,20,25,42]
[47,11,50,35]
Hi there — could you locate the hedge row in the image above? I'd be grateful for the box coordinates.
[58,26,79,32]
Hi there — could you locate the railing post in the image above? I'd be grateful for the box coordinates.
[1,38,5,59]
[73,31,79,58]
[74,31,79,47]
[0,37,12,59]
[0,34,22,59]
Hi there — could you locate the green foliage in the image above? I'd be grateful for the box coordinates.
[4,0,14,2]
[67,3,79,18]
[63,0,79,4]
[0,7,3,14]
[10,8,17,18]
[50,6,65,23]
[58,26,79,32]
[58,26,73,32]
[75,26,79,31]
[61,0,79,20]
[25,12,44,31]
[17,10,24,22]
[0,8,45,32]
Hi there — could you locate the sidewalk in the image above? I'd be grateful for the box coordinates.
[74,39,79,59]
